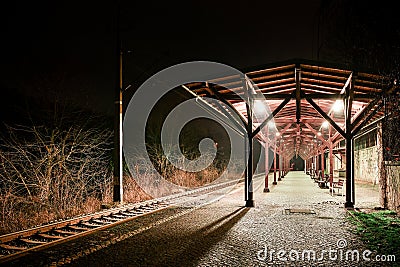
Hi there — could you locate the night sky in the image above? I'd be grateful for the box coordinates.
[0,1,320,117]
[1,1,398,121]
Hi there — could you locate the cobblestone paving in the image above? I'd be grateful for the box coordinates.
[4,172,395,267]
[70,171,392,267]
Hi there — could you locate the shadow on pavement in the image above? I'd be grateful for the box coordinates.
[152,207,250,266]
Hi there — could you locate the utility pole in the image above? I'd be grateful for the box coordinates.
[113,3,123,203]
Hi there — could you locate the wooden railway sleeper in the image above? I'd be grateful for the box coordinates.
[19,238,47,245]
[53,229,80,235]
[38,233,64,240]
[101,216,121,222]
[91,219,111,225]
[80,222,102,228]
[111,214,127,219]
[0,244,27,251]
[67,225,89,231]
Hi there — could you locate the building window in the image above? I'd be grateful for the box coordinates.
[354,129,377,151]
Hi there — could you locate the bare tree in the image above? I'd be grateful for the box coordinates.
[0,112,113,234]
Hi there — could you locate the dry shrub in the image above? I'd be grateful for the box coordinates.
[168,167,220,188]
[145,143,227,188]
[0,116,113,234]
[123,174,152,203]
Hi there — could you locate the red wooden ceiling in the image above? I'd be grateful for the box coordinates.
[185,59,389,160]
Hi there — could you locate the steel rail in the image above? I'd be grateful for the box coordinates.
[0,178,243,264]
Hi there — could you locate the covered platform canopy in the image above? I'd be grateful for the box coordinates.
[183,59,397,208]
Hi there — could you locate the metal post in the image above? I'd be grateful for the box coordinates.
[273,144,277,185]
[244,78,254,207]
[321,150,325,179]
[113,7,123,203]
[278,154,282,181]
[264,141,270,192]
[345,81,354,208]
[244,137,248,202]
[345,137,354,208]
[329,115,334,190]
[246,135,254,207]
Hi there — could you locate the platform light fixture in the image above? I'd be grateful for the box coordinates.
[333,100,344,113]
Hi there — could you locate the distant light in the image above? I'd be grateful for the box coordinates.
[317,132,322,136]
[322,120,329,128]
[333,100,344,112]
[275,132,280,137]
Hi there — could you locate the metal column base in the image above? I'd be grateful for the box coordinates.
[263,188,270,193]
[344,202,354,209]
[272,181,277,185]
[278,177,282,181]
[246,200,255,207]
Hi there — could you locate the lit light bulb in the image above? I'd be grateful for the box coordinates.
[322,120,329,128]
[333,100,344,112]
[268,121,275,128]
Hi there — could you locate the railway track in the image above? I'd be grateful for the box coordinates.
[0,178,243,264]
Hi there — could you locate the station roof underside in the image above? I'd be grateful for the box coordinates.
[184,59,397,160]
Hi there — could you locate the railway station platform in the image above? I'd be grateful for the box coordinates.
[5,171,382,266]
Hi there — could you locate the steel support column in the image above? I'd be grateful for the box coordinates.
[344,77,355,208]
[329,114,334,189]
[273,145,277,185]
[321,150,325,178]
[244,79,254,207]
[246,136,254,207]
[345,137,354,208]
[244,138,248,203]
[278,154,282,181]
[264,141,270,192]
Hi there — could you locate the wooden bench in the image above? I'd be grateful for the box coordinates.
[330,178,344,196]
[315,174,329,189]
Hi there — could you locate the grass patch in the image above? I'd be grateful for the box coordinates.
[348,210,400,256]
